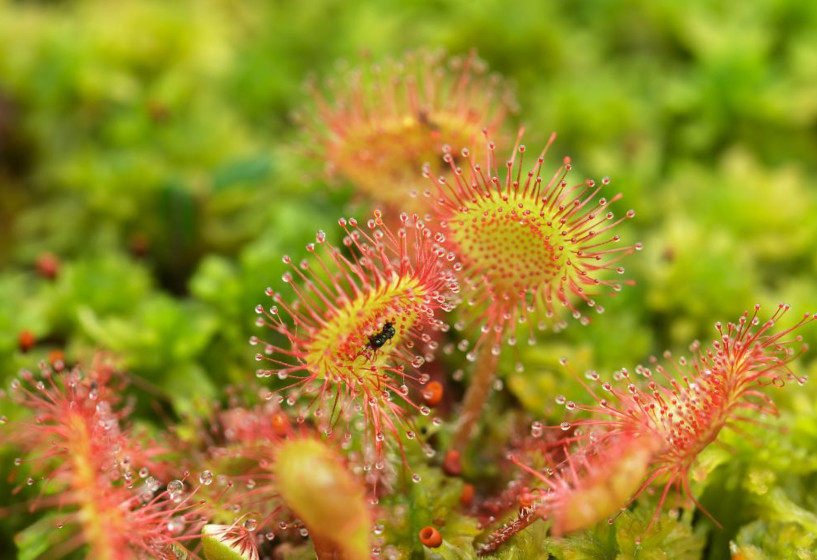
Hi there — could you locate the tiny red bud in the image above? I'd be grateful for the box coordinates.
[418,526,443,548]
[518,490,535,509]
[460,483,475,507]
[442,449,462,476]
[48,350,65,369]
[270,412,291,437]
[35,253,60,280]
[18,330,35,353]
[130,233,149,257]
[422,381,444,406]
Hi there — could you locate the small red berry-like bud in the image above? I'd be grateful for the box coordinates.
[147,102,170,123]
[130,233,149,257]
[460,483,475,507]
[422,381,444,406]
[269,412,291,437]
[442,449,463,476]
[18,329,35,352]
[518,488,536,509]
[35,252,60,280]
[48,350,65,370]
[418,526,443,548]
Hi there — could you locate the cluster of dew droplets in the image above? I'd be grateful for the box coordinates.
[139,470,163,503]
[167,479,185,503]
[199,470,214,486]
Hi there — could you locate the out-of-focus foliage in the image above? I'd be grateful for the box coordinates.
[541,508,704,560]
[1,0,816,558]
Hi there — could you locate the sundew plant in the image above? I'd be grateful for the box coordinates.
[2,1,817,559]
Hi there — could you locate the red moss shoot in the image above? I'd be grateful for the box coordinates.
[35,252,60,280]
[460,483,475,507]
[48,349,66,369]
[418,526,443,548]
[253,211,459,462]
[300,49,516,213]
[426,129,640,357]
[3,360,207,559]
[421,380,444,406]
[18,329,36,353]
[442,449,463,476]
[547,304,815,528]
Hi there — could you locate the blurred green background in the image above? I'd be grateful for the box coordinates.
[1,0,816,558]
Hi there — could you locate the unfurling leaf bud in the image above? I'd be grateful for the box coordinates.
[274,439,371,559]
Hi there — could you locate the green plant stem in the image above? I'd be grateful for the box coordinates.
[452,343,500,452]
